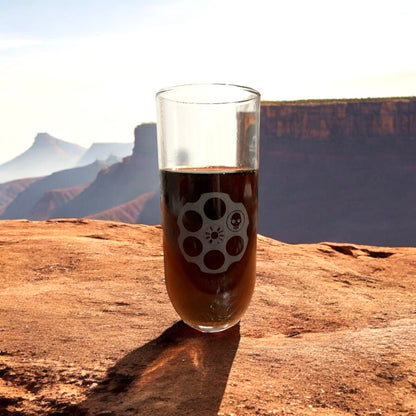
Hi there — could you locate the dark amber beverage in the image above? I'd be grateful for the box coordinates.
[160,166,258,332]
[156,83,260,332]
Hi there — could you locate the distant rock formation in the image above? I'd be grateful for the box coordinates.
[261,97,416,140]
[0,177,41,215]
[88,191,157,223]
[28,185,88,220]
[76,142,133,167]
[0,133,86,183]
[0,160,109,220]
[51,123,159,219]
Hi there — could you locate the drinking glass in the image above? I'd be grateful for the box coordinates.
[156,83,260,332]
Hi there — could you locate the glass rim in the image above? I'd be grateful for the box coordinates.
[156,83,260,105]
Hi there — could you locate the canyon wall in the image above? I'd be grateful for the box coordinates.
[258,97,416,246]
[261,97,416,140]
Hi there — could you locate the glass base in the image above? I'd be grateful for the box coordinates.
[184,320,240,333]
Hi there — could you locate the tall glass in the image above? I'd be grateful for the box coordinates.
[156,83,260,333]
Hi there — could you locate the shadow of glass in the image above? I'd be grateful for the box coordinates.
[78,321,240,416]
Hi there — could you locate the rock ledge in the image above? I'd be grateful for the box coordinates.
[0,219,415,415]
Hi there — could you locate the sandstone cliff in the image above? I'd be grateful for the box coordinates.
[261,97,416,140]
[0,220,415,415]
[259,97,416,246]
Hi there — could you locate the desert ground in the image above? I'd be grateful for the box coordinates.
[0,219,415,415]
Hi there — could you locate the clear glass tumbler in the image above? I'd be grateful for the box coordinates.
[156,83,260,332]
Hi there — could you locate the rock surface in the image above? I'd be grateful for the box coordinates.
[0,219,415,415]
[261,97,416,139]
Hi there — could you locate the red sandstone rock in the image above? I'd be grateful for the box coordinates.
[0,219,415,415]
[261,97,416,139]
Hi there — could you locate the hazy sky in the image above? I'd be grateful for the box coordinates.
[1,0,416,164]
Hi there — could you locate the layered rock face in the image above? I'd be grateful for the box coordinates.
[261,97,416,140]
[258,97,416,246]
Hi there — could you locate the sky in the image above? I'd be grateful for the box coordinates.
[1,0,416,164]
